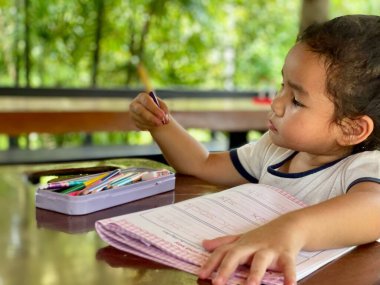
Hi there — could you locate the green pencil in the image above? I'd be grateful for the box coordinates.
[60,183,85,194]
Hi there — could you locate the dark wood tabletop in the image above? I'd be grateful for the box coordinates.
[1,158,380,285]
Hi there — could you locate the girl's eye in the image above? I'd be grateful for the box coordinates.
[292,97,304,107]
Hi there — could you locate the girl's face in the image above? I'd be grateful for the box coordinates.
[268,43,347,156]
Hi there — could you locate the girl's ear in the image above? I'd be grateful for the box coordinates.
[337,115,374,146]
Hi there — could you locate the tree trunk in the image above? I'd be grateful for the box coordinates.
[14,0,22,86]
[23,0,31,86]
[299,0,329,33]
[91,0,105,87]
[125,19,137,85]
[125,4,153,86]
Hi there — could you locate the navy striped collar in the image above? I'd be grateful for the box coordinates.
[268,152,348,178]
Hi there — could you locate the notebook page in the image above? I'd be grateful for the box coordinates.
[96,183,352,285]
[99,184,304,259]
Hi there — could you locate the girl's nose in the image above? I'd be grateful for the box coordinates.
[271,93,285,117]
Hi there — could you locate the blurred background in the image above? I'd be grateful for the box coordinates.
[0,3,379,285]
[0,0,378,160]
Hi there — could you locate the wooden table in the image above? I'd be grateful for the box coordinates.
[1,158,380,285]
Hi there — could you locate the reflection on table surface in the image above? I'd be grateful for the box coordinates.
[0,158,225,285]
[1,158,380,285]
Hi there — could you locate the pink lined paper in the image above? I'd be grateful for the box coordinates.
[96,183,352,285]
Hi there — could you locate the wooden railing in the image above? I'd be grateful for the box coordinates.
[0,110,269,135]
[0,87,272,164]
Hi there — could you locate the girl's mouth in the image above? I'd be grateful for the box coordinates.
[268,120,278,132]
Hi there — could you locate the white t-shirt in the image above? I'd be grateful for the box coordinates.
[230,132,380,205]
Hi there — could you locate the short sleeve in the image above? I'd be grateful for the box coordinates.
[229,133,274,183]
[342,151,380,192]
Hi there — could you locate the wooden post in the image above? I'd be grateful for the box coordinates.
[299,0,329,33]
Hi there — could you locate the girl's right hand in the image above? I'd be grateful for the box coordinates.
[129,92,170,130]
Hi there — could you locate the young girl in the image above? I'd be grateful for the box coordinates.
[129,15,380,285]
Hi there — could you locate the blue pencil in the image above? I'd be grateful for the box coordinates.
[108,172,145,188]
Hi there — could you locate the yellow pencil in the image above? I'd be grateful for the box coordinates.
[77,172,110,195]
[84,172,109,186]
[60,172,109,195]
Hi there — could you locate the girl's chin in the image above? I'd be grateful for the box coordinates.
[268,132,289,148]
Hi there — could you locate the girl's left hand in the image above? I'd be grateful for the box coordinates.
[198,216,305,285]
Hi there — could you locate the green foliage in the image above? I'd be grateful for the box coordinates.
[330,0,380,17]
[188,129,212,142]
[0,0,302,89]
[91,131,153,145]
[0,135,8,150]
[247,130,263,142]
[0,0,378,89]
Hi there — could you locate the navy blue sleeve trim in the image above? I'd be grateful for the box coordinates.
[229,149,258,183]
[346,177,380,192]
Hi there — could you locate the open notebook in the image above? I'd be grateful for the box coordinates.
[95,183,353,285]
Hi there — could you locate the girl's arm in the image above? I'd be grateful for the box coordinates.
[199,181,380,285]
[129,92,247,186]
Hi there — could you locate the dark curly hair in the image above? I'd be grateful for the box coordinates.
[297,15,380,152]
